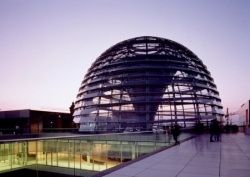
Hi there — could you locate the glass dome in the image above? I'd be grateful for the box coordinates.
[73,36,224,132]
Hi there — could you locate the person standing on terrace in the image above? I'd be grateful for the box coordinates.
[209,120,214,142]
[172,124,180,145]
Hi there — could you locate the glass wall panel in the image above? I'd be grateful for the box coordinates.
[0,143,10,171]
[27,141,36,165]
[74,140,81,169]
[106,141,122,168]
[37,140,46,165]
[69,139,75,168]
[0,132,193,176]
[92,142,106,171]
[57,139,68,167]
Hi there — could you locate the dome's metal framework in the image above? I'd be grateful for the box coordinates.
[73,36,223,132]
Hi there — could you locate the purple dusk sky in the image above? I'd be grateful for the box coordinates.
[0,0,249,115]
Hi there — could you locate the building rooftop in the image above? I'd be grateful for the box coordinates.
[0,108,70,113]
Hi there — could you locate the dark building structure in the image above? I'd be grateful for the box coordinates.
[73,36,224,132]
[0,109,72,134]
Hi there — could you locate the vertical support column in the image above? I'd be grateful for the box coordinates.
[118,88,123,132]
[172,85,177,124]
[80,140,82,169]
[9,143,12,168]
[36,141,38,172]
[146,73,149,130]
[3,144,6,164]
[50,141,52,165]
[56,139,58,166]
[17,142,20,165]
[109,89,114,131]
[136,141,138,158]
[45,140,47,165]
[120,141,123,163]
[68,140,70,168]
[96,86,102,132]
[204,97,209,130]
[91,142,94,171]
[193,85,200,122]
[170,99,173,126]
[23,142,27,166]
[73,139,75,176]
[105,141,107,170]
[86,141,91,166]
[146,40,149,130]
[178,85,186,127]
[131,142,135,160]
[1,144,3,162]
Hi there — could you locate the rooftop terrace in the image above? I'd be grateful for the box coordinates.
[0,133,249,177]
[95,133,250,177]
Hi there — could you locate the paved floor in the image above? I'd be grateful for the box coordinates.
[102,133,250,177]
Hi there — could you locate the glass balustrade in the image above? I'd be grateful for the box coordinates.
[0,132,193,176]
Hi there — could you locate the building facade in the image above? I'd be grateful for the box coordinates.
[238,100,250,127]
[0,109,72,134]
[73,36,224,132]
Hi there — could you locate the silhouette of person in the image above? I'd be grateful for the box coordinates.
[209,120,214,142]
[213,119,221,141]
[16,152,21,164]
[172,124,180,145]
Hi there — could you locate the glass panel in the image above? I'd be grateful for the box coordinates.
[14,142,27,166]
[74,140,81,169]
[92,142,105,171]
[37,140,46,165]
[58,139,69,167]
[27,141,36,165]
[0,143,10,171]
[69,140,75,168]
[107,142,122,168]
